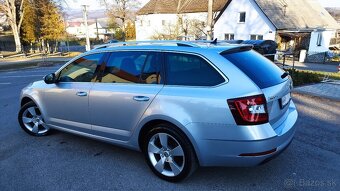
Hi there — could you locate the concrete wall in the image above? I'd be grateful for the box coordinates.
[214,0,276,40]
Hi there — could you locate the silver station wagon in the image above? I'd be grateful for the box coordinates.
[18,41,298,182]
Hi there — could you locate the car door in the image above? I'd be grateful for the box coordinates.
[42,53,106,132]
[89,51,164,141]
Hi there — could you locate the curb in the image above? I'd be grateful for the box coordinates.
[0,61,65,71]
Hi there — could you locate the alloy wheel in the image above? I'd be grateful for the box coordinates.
[21,106,49,135]
[147,132,185,177]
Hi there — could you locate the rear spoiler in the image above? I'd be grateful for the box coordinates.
[220,45,253,55]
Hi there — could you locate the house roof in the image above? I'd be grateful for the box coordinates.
[137,0,230,15]
[67,22,82,27]
[254,0,340,30]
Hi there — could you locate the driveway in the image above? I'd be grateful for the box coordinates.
[0,66,339,191]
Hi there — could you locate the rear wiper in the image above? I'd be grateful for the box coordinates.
[281,72,289,79]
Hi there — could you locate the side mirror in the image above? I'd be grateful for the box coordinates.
[44,73,56,84]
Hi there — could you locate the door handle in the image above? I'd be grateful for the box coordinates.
[133,96,150,102]
[76,92,87,97]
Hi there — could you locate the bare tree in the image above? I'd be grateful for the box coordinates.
[0,0,25,52]
[176,0,219,40]
[152,22,180,40]
[102,0,139,41]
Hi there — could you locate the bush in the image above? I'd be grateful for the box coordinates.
[286,69,322,86]
[285,68,340,86]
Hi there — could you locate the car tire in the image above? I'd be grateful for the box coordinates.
[18,101,50,136]
[142,123,198,182]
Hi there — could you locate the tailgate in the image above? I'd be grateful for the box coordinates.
[262,79,292,129]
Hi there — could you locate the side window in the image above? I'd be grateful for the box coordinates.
[58,53,104,82]
[100,51,162,84]
[165,53,225,86]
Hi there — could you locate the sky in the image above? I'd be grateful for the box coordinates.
[64,0,340,10]
[317,0,340,7]
[64,0,149,10]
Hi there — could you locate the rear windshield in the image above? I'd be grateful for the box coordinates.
[222,50,286,88]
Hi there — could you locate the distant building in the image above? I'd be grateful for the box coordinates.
[136,0,340,62]
[66,19,113,40]
[136,0,229,40]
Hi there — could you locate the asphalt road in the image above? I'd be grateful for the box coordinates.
[0,66,339,191]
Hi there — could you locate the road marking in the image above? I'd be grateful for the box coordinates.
[0,82,11,85]
[0,75,43,78]
[5,70,56,74]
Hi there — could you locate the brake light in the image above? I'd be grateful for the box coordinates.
[227,94,268,125]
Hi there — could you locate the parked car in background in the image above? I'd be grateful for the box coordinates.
[18,41,297,182]
[108,39,119,43]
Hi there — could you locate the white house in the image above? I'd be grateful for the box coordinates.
[66,19,111,40]
[136,0,339,62]
[136,0,230,40]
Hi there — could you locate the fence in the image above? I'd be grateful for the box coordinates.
[0,40,16,52]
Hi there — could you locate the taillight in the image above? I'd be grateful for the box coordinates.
[227,94,268,125]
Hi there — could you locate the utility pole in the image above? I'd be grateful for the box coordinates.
[95,18,99,40]
[207,0,213,40]
[82,5,91,51]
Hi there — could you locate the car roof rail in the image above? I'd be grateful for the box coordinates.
[93,40,200,50]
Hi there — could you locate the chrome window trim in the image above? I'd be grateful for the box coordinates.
[55,49,229,88]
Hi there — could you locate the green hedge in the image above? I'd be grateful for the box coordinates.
[285,69,340,86]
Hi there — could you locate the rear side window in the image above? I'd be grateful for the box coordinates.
[222,50,285,88]
[165,53,224,86]
[100,51,162,84]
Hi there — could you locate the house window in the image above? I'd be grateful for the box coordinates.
[147,20,151,26]
[140,20,143,26]
[162,20,166,26]
[225,33,235,40]
[250,35,263,40]
[317,32,322,46]
[239,12,246,23]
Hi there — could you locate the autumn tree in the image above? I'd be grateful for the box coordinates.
[39,0,65,52]
[125,20,135,40]
[21,0,39,51]
[0,0,25,52]
[20,0,65,53]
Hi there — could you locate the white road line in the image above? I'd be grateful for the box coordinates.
[0,82,11,85]
[0,75,43,78]
[6,70,56,73]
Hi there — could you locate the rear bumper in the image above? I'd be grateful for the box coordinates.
[186,101,298,167]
